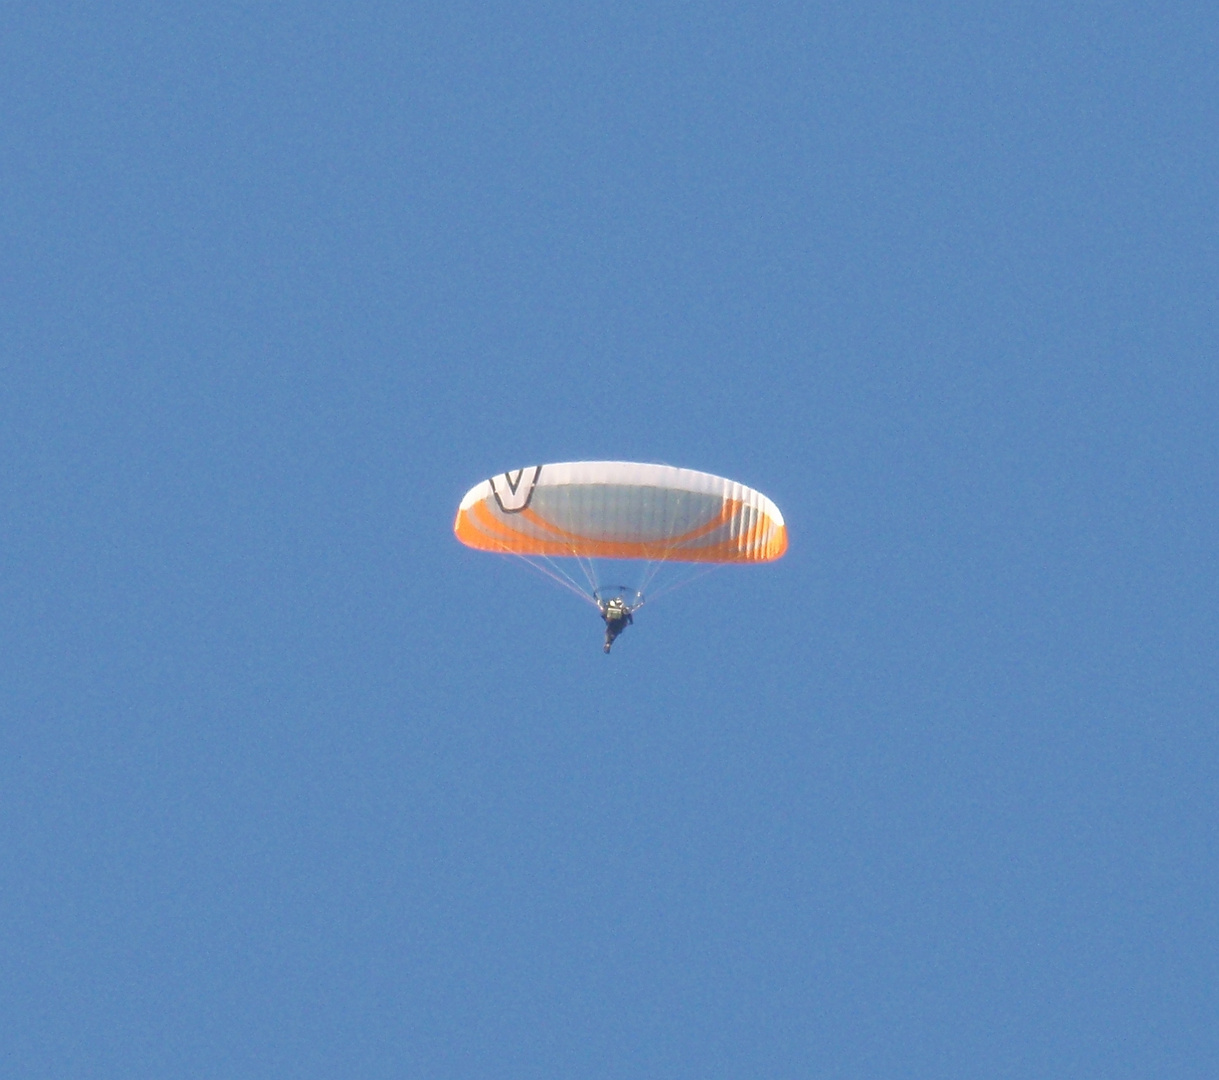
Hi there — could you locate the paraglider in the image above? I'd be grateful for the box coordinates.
[599,595,634,653]
[454,461,787,652]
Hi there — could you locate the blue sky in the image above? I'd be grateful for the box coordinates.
[2,3,1217,1077]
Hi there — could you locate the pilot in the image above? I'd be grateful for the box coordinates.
[600,597,634,653]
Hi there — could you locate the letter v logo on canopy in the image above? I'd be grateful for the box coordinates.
[490,465,541,513]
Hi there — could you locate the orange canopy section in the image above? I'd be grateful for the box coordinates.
[454,461,787,564]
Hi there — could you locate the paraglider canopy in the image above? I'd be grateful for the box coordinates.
[454,461,786,564]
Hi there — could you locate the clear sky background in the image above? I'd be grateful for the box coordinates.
[2,3,1216,1077]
